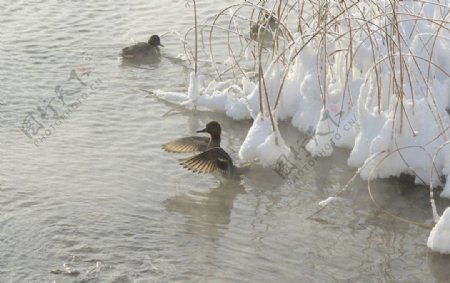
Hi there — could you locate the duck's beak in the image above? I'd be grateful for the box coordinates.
[196,127,207,133]
[159,43,164,47]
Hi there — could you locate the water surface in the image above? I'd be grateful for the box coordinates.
[1,1,449,282]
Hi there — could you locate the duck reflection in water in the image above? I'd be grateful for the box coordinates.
[164,183,245,238]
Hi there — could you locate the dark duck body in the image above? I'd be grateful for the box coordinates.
[250,12,277,43]
[121,34,163,60]
[162,121,248,182]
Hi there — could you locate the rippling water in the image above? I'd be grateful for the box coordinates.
[1,1,450,282]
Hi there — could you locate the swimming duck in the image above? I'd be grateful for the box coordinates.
[162,121,248,182]
[250,12,278,44]
[121,34,163,59]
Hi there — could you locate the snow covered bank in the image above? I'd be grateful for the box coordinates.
[428,207,450,254]
[155,0,450,254]
[157,0,450,197]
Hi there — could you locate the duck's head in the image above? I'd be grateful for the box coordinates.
[148,35,164,47]
[196,121,221,139]
[261,12,276,21]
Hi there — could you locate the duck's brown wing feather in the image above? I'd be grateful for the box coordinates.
[121,42,147,58]
[162,136,209,153]
[179,147,232,174]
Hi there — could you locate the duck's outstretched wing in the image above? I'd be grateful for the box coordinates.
[179,147,232,174]
[162,136,209,153]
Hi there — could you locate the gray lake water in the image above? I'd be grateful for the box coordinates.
[1,1,450,282]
